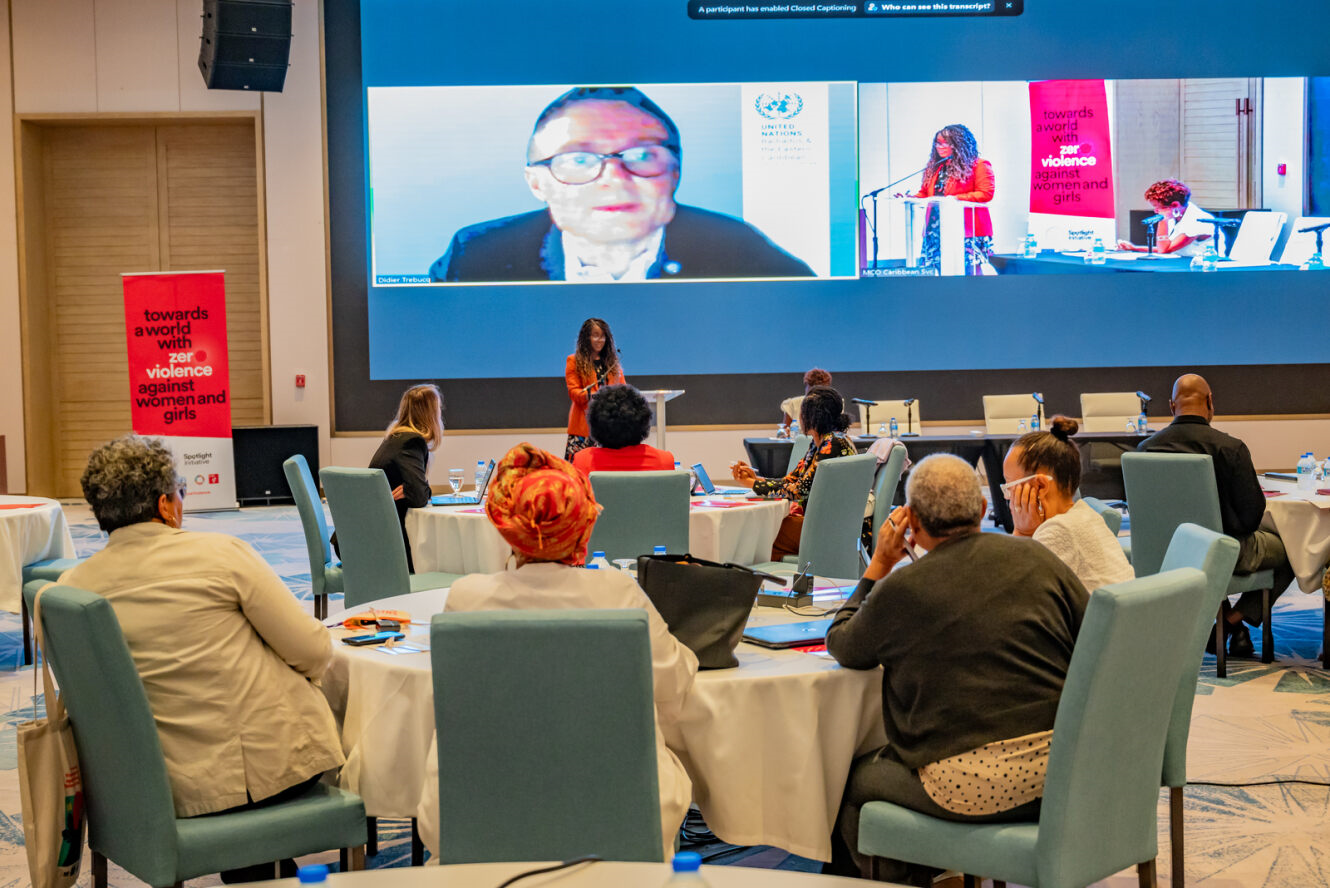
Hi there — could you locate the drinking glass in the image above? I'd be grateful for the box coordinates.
[448,468,464,495]
[612,558,637,576]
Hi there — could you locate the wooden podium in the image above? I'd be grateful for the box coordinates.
[639,389,684,450]
[890,196,990,275]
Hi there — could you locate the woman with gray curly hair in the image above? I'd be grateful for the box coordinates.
[60,435,345,883]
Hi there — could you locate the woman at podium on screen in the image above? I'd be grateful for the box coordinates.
[565,317,625,460]
[898,124,995,275]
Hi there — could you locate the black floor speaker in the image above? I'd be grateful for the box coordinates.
[232,424,318,505]
[199,0,292,92]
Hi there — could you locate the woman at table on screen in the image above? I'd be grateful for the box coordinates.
[368,383,444,573]
[731,385,858,560]
[898,124,995,275]
[433,442,696,859]
[1116,178,1213,256]
[565,317,625,460]
[1001,415,1133,592]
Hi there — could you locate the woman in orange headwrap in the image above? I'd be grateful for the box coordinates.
[435,443,697,859]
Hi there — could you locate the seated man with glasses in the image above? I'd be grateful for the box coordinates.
[429,85,815,283]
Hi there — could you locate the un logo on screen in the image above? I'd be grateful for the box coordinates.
[754,92,804,120]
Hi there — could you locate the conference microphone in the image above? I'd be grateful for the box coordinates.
[1299,222,1330,234]
[902,398,916,407]
[1196,216,1240,227]
[863,165,929,200]
[1141,213,1165,225]
[1135,391,1152,405]
[849,398,878,406]
[1032,392,1044,404]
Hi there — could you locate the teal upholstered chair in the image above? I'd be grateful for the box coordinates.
[587,470,690,561]
[33,584,367,887]
[785,434,813,475]
[1157,524,1240,887]
[284,455,343,620]
[1121,452,1276,674]
[319,467,460,611]
[858,567,1208,888]
[20,557,83,666]
[756,451,878,580]
[1079,495,1123,536]
[862,444,909,566]
[430,609,663,863]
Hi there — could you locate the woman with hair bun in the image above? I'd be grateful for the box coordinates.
[1001,415,1134,591]
[731,385,858,559]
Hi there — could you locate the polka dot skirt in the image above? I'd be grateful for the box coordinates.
[917,729,1052,816]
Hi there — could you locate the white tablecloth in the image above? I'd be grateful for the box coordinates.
[407,496,790,574]
[0,496,76,613]
[321,586,883,862]
[1259,478,1330,596]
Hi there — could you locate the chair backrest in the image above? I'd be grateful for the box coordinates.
[1035,568,1207,888]
[868,445,909,547]
[1158,524,1240,788]
[797,452,878,579]
[1078,495,1123,536]
[319,467,410,607]
[35,585,180,886]
[1277,215,1330,266]
[859,400,923,436]
[1079,392,1141,433]
[785,435,812,475]
[1120,452,1223,577]
[982,394,1040,434]
[1228,210,1286,263]
[587,471,690,561]
[431,609,662,863]
[283,455,334,596]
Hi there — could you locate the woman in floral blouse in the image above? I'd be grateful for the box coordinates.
[731,385,858,559]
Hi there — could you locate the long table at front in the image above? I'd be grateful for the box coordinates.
[407,495,790,573]
[320,586,885,862]
[745,432,1146,532]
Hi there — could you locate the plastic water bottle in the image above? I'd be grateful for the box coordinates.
[1087,238,1107,265]
[1023,233,1038,258]
[790,420,800,438]
[1030,413,1041,432]
[298,865,329,885]
[474,460,486,494]
[1017,418,1026,433]
[1137,412,1148,435]
[1321,457,1330,485]
[1297,452,1316,490]
[889,416,899,437]
[653,545,667,558]
[589,550,611,570]
[665,852,708,888]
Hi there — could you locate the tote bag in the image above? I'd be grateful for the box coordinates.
[16,585,86,888]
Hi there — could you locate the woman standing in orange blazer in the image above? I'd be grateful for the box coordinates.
[908,124,995,274]
[565,317,625,459]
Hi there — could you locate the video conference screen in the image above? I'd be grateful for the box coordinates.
[327,0,1330,424]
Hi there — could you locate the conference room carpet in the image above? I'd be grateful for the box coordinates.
[0,504,1324,886]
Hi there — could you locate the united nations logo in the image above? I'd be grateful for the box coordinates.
[754,92,803,120]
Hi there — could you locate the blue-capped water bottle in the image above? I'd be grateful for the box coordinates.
[1030,413,1040,432]
[1137,412,1148,435]
[474,460,486,495]
[588,550,611,570]
[1086,237,1107,265]
[298,865,329,885]
[1297,452,1316,491]
[888,416,899,437]
[1023,232,1038,258]
[665,852,709,888]
[653,545,667,558]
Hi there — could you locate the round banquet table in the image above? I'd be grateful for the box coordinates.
[0,495,76,613]
[1258,477,1330,596]
[256,859,895,888]
[320,585,885,863]
[406,495,790,574]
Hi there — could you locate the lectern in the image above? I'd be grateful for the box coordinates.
[639,389,684,450]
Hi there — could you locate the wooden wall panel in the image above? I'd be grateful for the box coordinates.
[157,123,267,426]
[35,121,264,496]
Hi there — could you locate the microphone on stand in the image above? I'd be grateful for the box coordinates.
[861,166,929,270]
[1141,213,1165,226]
[1031,392,1044,428]
[1136,391,1152,416]
[902,397,917,436]
[849,398,878,405]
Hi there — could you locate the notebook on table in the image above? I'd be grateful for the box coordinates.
[741,619,832,649]
[431,459,495,506]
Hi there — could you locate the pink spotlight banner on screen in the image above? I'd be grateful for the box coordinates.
[1027,79,1115,250]
[122,271,236,511]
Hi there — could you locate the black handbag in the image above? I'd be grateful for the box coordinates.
[636,554,781,669]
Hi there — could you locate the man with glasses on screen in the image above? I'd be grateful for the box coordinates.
[428,86,814,283]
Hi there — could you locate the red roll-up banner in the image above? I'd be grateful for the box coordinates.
[122,271,236,511]
[1027,79,1116,250]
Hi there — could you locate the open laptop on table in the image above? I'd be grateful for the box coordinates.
[431,459,495,506]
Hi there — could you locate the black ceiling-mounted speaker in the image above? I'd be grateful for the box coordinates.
[198,0,293,92]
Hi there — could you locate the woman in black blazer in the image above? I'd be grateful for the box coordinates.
[369,384,444,572]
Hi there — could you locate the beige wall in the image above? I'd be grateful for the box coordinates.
[0,2,1324,493]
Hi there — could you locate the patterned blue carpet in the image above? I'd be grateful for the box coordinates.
[0,503,1326,886]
